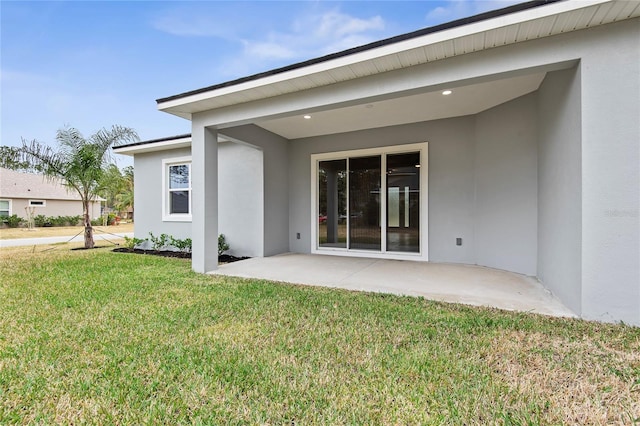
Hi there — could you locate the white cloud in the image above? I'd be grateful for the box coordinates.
[152,5,386,77]
[244,41,296,60]
[229,8,385,75]
[312,10,385,38]
[425,0,522,25]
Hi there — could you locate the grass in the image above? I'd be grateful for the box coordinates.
[1,246,639,424]
[0,223,134,240]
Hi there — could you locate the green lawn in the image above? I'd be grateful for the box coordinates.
[1,247,638,424]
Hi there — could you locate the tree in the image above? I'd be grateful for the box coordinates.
[98,164,126,211]
[0,146,36,171]
[115,166,134,217]
[9,125,139,248]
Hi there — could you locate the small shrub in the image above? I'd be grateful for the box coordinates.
[4,214,23,228]
[123,236,146,251]
[149,232,170,251]
[50,216,66,227]
[170,236,192,253]
[218,234,230,255]
[34,215,47,227]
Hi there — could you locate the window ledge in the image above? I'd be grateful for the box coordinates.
[162,215,192,222]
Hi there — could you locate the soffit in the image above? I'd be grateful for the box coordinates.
[158,0,639,119]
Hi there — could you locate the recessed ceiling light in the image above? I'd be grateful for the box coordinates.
[442,90,452,95]
[303,115,311,119]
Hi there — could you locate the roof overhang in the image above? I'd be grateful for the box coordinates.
[113,134,192,156]
[113,134,239,156]
[157,0,638,120]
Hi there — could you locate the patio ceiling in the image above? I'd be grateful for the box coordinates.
[256,72,547,140]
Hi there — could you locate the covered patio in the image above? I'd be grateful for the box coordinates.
[213,254,576,318]
[121,0,640,324]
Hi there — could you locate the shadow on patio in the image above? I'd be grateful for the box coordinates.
[213,253,576,318]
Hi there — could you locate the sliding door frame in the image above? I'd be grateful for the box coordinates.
[311,142,428,261]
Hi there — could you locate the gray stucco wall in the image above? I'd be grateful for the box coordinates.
[537,67,582,315]
[288,93,539,276]
[578,20,640,324]
[475,93,538,276]
[133,143,264,257]
[218,141,263,257]
[134,147,193,241]
[221,125,290,256]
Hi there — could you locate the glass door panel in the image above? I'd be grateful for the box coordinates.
[386,152,420,252]
[318,159,347,248]
[349,156,381,250]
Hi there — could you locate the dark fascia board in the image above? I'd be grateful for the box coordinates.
[156,0,563,104]
[114,133,191,150]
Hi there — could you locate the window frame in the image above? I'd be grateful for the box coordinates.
[0,199,11,218]
[310,142,429,262]
[162,156,192,222]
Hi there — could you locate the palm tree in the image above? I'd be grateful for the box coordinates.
[15,125,139,248]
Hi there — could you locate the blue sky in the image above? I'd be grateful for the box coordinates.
[1,0,519,162]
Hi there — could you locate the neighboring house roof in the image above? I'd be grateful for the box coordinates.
[0,168,104,202]
[156,0,639,119]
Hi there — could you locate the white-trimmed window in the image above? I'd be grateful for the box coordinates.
[0,199,10,218]
[163,157,192,221]
[29,200,46,207]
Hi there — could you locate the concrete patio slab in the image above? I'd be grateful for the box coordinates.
[213,253,576,318]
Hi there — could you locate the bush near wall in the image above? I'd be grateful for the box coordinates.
[32,215,83,227]
[2,214,23,228]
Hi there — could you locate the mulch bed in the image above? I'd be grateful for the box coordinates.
[111,247,249,263]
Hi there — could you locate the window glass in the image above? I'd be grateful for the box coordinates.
[0,200,9,217]
[349,156,381,251]
[386,152,420,252]
[318,159,347,248]
[170,191,190,214]
[169,165,189,189]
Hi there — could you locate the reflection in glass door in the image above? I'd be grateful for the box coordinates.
[318,159,347,248]
[386,152,420,252]
[349,156,381,250]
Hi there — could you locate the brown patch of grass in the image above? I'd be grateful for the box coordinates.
[488,330,640,424]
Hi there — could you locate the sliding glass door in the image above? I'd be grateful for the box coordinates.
[318,159,347,248]
[316,146,423,256]
[349,156,381,250]
[386,152,420,253]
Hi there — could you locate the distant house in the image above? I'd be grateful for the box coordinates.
[0,168,102,220]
